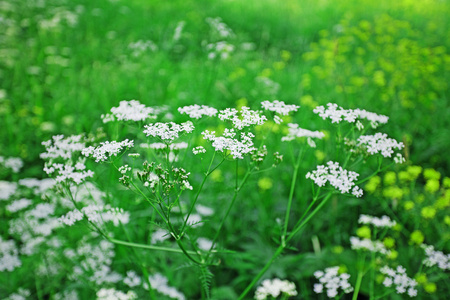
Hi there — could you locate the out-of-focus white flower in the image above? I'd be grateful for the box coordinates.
[380,265,418,297]
[82,139,134,163]
[178,104,218,119]
[358,214,397,228]
[143,122,194,142]
[313,103,389,126]
[421,244,450,270]
[254,278,298,300]
[313,266,353,298]
[282,123,325,142]
[261,100,299,116]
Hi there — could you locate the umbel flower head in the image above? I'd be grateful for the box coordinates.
[101,100,165,123]
[313,266,353,298]
[281,123,325,145]
[261,100,299,123]
[178,104,218,119]
[202,128,257,159]
[254,278,298,300]
[218,106,267,130]
[313,103,389,127]
[306,161,363,197]
[356,133,404,158]
[82,140,134,163]
[143,121,194,142]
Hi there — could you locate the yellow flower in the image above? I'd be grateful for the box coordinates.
[356,226,371,239]
[410,230,424,245]
[424,168,441,180]
[258,177,273,190]
[425,179,440,193]
[403,201,415,210]
[383,237,395,248]
[406,166,422,179]
[424,282,437,294]
[421,206,436,219]
[384,172,396,185]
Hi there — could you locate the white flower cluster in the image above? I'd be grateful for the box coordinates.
[206,17,234,38]
[59,205,130,226]
[4,288,31,300]
[82,139,134,163]
[0,156,23,173]
[281,123,325,143]
[380,265,418,297]
[151,228,171,244]
[97,288,137,300]
[140,142,188,151]
[124,270,142,287]
[254,278,298,300]
[313,266,353,298]
[143,121,194,142]
[206,41,235,60]
[261,100,299,117]
[178,104,218,119]
[41,134,86,160]
[0,237,21,272]
[197,238,214,251]
[192,146,206,155]
[218,107,267,130]
[313,103,389,126]
[202,129,257,159]
[350,237,391,255]
[6,198,33,213]
[41,135,94,184]
[128,39,158,57]
[358,214,397,228]
[421,244,450,270]
[145,273,186,300]
[306,161,363,197]
[356,133,404,158]
[101,100,159,123]
[0,181,17,200]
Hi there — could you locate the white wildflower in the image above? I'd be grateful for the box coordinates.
[380,265,417,297]
[146,273,186,300]
[358,214,397,228]
[82,139,134,163]
[197,238,214,251]
[151,228,171,244]
[218,106,267,130]
[357,133,404,158]
[192,146,206,155]
[254,278,298,300]
[101,100,163,123]
[0,237,21,272]
[206,41,234,60]
[178,104,218,119]
[350,237,391,255]
[394,153,406,164]
[206,17,233,38]
[313,266,353,298]
[0,156,23,173]
[202,129,257,159]
[97,288,137,300]
[143,121,194,142]
[306,161,362,197]
[281,123,325,142]
[0,181,17,200]
[6,198,33,213]
[313,103,389,125]
[421,244,450,270]
[124,271,142,287]
[261,100,299,116]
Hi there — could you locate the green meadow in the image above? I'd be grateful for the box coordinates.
[0,0,449,299]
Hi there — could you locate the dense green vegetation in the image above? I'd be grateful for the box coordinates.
[0,0,448,299]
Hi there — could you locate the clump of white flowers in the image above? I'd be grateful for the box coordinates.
[0,156,23,173]
[313,266,353,298]
[192,146,206,155]
[128,39,158,57]
[82,139,134,163]
[313,103,389,127]
[178,104,218,119]
[6,198,33,213]
[281,124,325,144]
[41,135,94,184]
[350,237,391,255]
[379,265,418,297]
[59,205,130,226]
[97,288,137,300]
[202,129,257,159]
[421,244,450,270]
[123,270,142,287]
[145,273,186,300]
[358,214,397,228]
[206,17,234,38]
[356,133,404,158]
[143,121,194,142]
[0,237,21,272]
[306,161,363,197]
[206,41,235,60]
[254,278,298,300]
[218,107,267,130]
[101,100,162,123]
[261,100,299,123]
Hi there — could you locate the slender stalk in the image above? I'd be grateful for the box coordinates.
[238,193,333,299]
[282,148,303,245]
[109,238,197,255]
[206,168,252,260]
[352,253,366,300]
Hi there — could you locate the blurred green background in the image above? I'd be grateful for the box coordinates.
[1,0,449,177]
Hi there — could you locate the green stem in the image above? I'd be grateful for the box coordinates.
[282,148,303,245]
[130,181,168,223]
[108,238,197,255]
[352,253,366,300]
[206,168,252,260]
[238,193,333,299]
